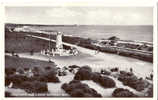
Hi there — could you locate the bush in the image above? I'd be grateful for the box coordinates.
[92,72,102,83]
[112,88,137,97]
[101,69,111,75]
[62,80,102,97]
[68,65,80,69]
[38,74,60,83]
[24,68,29,71]
[5,68,16,76]
[46,68,58,75]
[90,73,113,88]
[45,75,60,83]
[80,66,92,72]
[58,71,67,76]
[82,87,102,97]
[99,76,116,88]
[110,67,119,72]
[38,70,60,83]
[21,81,48,93]
[5,76,11,86]
[16,68,25,74]
[20,81,33,92]
[45,66,52,71]
[8,74,28,88]
[74,66,115,88]
[70,89,84,97]
[74,66,92,80]
[33,81,48,93]
[118,71,149,91]
[32,67,39,73]
[61,83,68,90]
[62,82,84,94]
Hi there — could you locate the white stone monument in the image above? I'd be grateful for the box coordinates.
[56,32,63,55]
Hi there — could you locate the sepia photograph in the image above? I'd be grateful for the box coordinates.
[5,6,153,97]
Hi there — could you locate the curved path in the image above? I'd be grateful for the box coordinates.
[25,35,153,78]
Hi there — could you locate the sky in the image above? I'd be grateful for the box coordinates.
[5,7,153,25]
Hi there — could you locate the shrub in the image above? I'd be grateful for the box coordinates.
[58,71,67,76]
[61,83,68,90]
[24,68,29,71]
[5,68,16,76]
[74,67,115,88]
[110,67,119,72]
[99,76,116,88]
[45,75,60,83]
[80,66,92,72]
[16,68,25,74]
[32,67,39,73]
[45,66,52,71]
[92,72,102,83]
[120,71,133,76]
[68,65,80,69]
[46,68,58,75]
[70,89,84,97]
[101,69,111,75]
[62,80,102,97]
[74,66,92,80]
[112,88,137,97]
[33,81,48,93]
[5,76,11,86]
[21,81,48,93]
[20,81,33,92]
[132,80,149,91]
[118,71,149,91]
[82,87,102,97]
[8,74,28,88]
[38,74,60,83]
[39,70,60,83]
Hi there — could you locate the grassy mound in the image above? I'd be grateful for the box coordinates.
[118,71,150,91]
[74,66,93,80]
[62,80,102,97]
[112,88,137,97]
[20,81,48,93]
[74,66,116,88]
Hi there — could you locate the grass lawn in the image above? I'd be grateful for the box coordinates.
[5,55,56,73]
[5,31,56,53]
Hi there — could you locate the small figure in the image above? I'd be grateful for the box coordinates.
[130,68,133,73]
[150,73,153,80]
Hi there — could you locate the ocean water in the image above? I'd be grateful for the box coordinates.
[34,25,153,42]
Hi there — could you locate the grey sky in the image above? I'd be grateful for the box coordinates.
[5,7,153,25]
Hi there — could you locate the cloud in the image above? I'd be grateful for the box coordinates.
[5,7,153,25]
[45,8,82,18]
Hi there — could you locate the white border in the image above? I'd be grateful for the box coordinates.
[1,2,5,100]
[153,1,157,100]
[1,0,156,100]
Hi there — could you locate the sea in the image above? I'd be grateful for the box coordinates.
[33,25,153,42]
